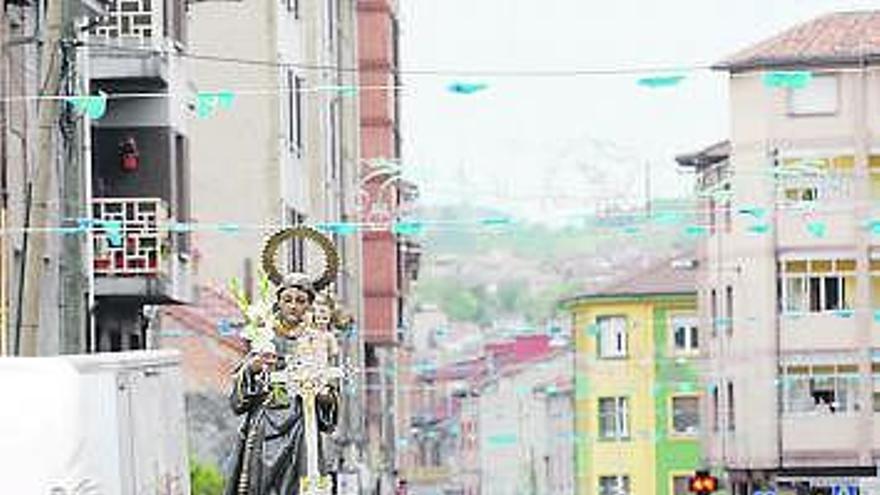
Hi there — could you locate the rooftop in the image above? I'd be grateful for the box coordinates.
[564,253,698,303]
[675,141,731,169]
[716,11,880,71]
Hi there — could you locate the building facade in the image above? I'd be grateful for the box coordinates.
[1,0,195,356]
[477,347,574,495]
[357,0,421,492]
[678,11,880,495]
[181,0,369,483]
[564,257,702,495]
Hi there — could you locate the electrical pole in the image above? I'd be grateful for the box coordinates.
[14,0,71,356]
[58,0,88,354]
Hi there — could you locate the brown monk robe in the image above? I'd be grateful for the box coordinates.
[224,348,339,495]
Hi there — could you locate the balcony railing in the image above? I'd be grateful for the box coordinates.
[92,0,163,41]
[92,197,167,277]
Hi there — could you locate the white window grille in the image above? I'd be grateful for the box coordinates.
[598,475,630,495]
[93,0,163,40]
[670,396,700,435]
[92,198,167,276]
[671,315,699,353]
[597,316,628,358]
[779,259,856,314]
[781,363,861,414]
[777,156,854,204]
[598,397,629,440]
[787,74,838,115]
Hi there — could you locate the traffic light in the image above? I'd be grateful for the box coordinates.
[689,470,718,494]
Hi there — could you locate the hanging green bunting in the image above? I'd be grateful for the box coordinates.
[738,206,767,219]
[806,221,827,238]
[393,221,424,235]
[448,82,489,95]
[318,222,358,235]
[762,71,812,89]
[684,225,708,237]
[637,75,685,88]
[747,223,770,234]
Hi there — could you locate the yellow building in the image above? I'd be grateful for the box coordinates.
[563,256,702,495]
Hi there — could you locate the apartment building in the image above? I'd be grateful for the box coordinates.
[563,256,702,495]
[176,0,367,483]
[357,0,421,492]
[677,11,880,494]
[1,0,194,356]
[88,0,194,351]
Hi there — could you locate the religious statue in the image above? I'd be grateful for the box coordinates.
[224,227,353,495]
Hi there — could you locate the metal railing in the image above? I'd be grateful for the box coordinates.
[92,197,168,277]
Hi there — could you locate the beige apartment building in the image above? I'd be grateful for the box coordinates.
[677,11,880,495]
[181,0,368,486]
[187,0,363,308]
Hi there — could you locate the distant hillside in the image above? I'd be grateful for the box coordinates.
[413,200,696,325]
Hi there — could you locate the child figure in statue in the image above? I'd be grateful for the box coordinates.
[225,228,350,495]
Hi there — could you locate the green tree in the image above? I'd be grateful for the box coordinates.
[190,457,224,495]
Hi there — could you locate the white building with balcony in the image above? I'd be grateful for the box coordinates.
[86,0,194,352]
[677,11,880,494]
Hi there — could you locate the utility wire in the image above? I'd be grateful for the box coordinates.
[81,39,713,77]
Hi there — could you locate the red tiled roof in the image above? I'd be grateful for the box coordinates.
[567,253,697,301]
[160,285,246,353]
[717,11,880,70]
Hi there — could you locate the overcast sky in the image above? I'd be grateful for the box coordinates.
[399,0,880,221]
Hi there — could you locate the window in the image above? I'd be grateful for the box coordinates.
[727,381,735,431]
[672,475,691,495]
[712,385,719,432]
[781,364,860,414]
[325,0,337,50]
[873,363,880,413]
[871,259,880,309]
[779,156,853,203]
[671,315,698,353]
[287,71,303,155]
[787,74,838,115]
[671,396,700,435]
[287,0,299,18]
[599,475,630,495]
[708,197,716,235]
[779,259,855,313]
[710,289,718,337]
[287,210,306,272]
[598,397,629,440]
[597,316,628,358]
[722,190,732,233]
[870,156,880,200]
[724,286,733,334]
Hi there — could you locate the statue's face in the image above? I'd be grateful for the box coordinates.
[278,287,311,323]
[313,303,332,327]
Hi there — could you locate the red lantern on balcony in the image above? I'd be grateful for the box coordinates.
[119,136,140,172]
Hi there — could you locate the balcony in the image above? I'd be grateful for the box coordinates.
[782,414,862,463]
[92,197,192,304]
[87,0,187,87]
[780,312,859,352]
[775,171,857,249]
